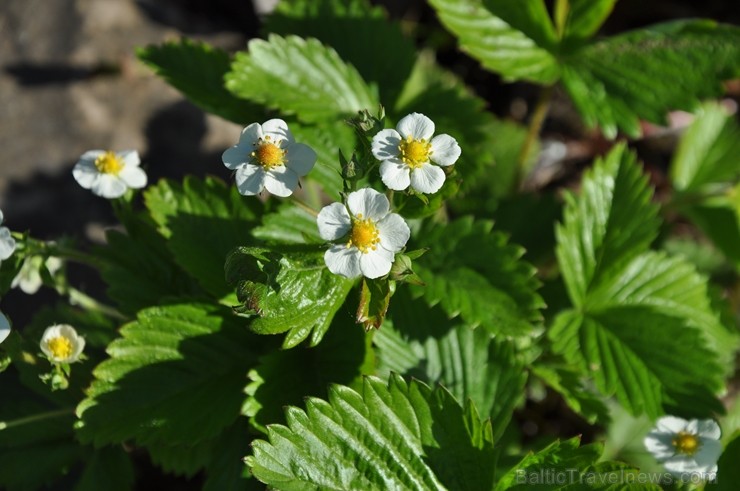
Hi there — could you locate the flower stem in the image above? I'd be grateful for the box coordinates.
[291,195,319,217]
[516,85,554,189]
[0,407,75,431]
[66,286,126,320]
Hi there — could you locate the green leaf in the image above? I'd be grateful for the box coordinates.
[683,199,740,267]
[137,38,261,124]
[143,176,262,302]
[264,0,415,105]
[246,375,496,491]
[252,202,322,245]
[556,144,660,306]
[74,446,134,491]
[482,0,559,51]
[77,303,260,447]
[561,21,740,137]
[428,0,558,83]
[226,34,379,123]
[244,312,373,432]
[225,246,354,348]
[707,435,740,491]
[549,307,724,418]
[202,419,258,491]
[411,217,544,336]
[356,277,391,330]
[560,0,618,42]
[531,363,610,424]
[671,103,740,192]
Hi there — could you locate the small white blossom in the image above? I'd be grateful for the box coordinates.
[644,416,722,479]
[0,312,10,345]
[222,119,317,197]
[317,188,410,279]
[372,112,461,194]
[12,256,63,294]
[73,150,147,199]
[40,324,85,364]
[0,209,16,265]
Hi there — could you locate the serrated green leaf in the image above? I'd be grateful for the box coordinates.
[559,461,663,490]
[556,144,660,306]
[482,0,559,51]
[77,304,260,447]
[226,34,378,123]
[247,375,496,490]
[264,0,415,105]
[410,217,543,336]
[561,21,740,137]
[549,307,724,418]
[671,104,740,192]
[143,176,262,302]
[137,38,262,124]
[225,246,354,348]
[706,435,740,491]
[428,0,559,83]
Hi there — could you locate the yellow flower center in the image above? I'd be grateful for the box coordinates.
[47,336,73,360]
[252,138,285,169]
[673,432,700,455]
[399,136,432,169]
[94,151,123,175]
[349,216,380,254]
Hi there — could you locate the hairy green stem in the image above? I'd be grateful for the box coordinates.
[0,407,75,431]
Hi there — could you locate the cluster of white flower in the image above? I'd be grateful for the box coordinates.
[221,114,459,279]
[644,416,722,480]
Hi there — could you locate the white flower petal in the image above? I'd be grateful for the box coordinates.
[695,438,722,467]
[92,174,127,199]
[119,165,147,189]
[656,416,689,434]
[379,159,411,191]
[644,431,676,461]
[410,162,446,194]
[264,167,298,197]
[285,143,317,177]
[222,144,251,170]
[325,245,362,278]
[317,203,351,241]
[397,113,435,140]
[371,129,402,161]
[262,118,294,144]
[430,134,461,167]
[237,122,263,145]
[376,213,410,253]
[0,312,10,345]
[79,150,106,162]
[690,420,721,440]
[347,188,389,221]
[72,334,86,361]
[0,227,16,260]
[235,165,266,196]
[359,247,394,279]
[118,150,140,168]
[72,159,100,189]
[664,455,702,475]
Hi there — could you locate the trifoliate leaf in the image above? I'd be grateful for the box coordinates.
[429,0,559,84]
[411,217,544,336]
[226,34,379,123]
[137,38,262,124]
[246,375,496,491]
[556,144,660,307]
[561,20,740,138]
[76,303,261,447]
[264,0,415,104]
[225,246,354,348]
[550,307,724,418]
[144,176,262,302]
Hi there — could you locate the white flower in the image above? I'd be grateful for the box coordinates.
[317,188,410,279]
[40,324,85,364]
[644,416,722,479]
[0,312,10,345]
[12,256,63,294]
[73,150,147,199]
[372,112,461,194]
[222,119,317,197]
[0,209,16,265]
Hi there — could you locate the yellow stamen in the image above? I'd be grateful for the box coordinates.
[672,431,701,455]
[398,136,432,169]
[47,336,73,360]
[94,151,123,175]
[251,138,285,169]
[348,217,380,254]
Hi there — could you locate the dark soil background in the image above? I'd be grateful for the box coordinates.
[1,0,739,489]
